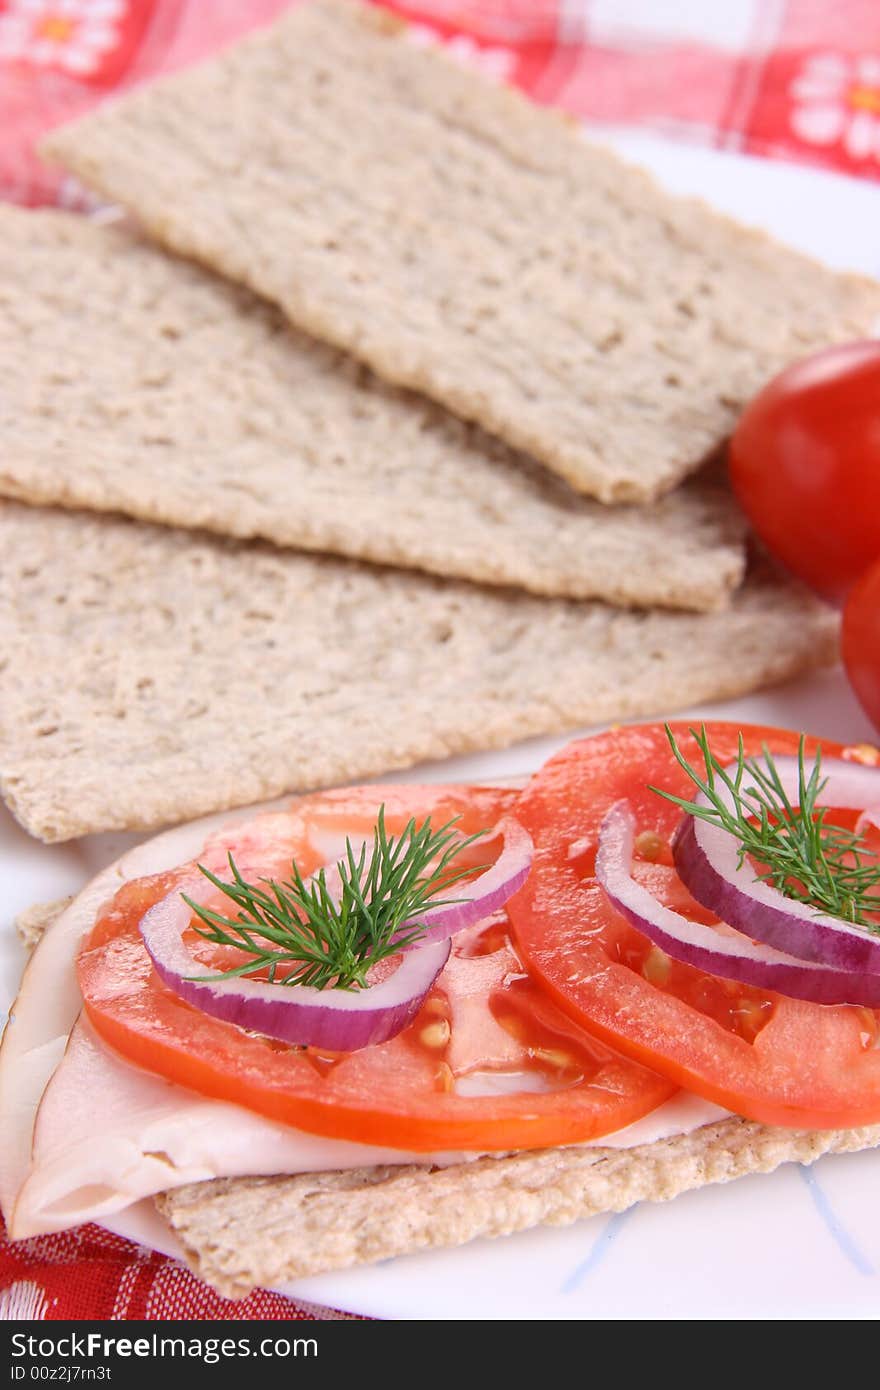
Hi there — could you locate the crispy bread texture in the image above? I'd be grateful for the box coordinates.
[0,208,746,612]
[0,503,836,841]
[42,0,880,501]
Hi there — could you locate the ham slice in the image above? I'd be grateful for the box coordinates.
[13,1014,462,1236]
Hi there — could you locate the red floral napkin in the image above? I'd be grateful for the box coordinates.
[1,0,879,1322]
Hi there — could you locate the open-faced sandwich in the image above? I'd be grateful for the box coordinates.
[3,720,880,1299]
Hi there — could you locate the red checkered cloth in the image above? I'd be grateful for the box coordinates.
[2,0,880,1322]
[0,1214,359,1320]
[2,0,880,205]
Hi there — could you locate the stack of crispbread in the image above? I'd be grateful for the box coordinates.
[5,0,880,1304]
[2,0,876,847]
[38,0,878,505]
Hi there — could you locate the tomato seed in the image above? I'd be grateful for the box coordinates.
[420,1019,451,1049]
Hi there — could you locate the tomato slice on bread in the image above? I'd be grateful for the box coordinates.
[78,783,674,1152]
[507,723,880,1130]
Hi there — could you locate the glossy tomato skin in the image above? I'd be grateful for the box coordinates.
[729,341,880,602]
[508,721,880,1130]
[79,783,674,1152]
[843,557,880,734]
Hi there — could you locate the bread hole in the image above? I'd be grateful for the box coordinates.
[598,330,623,353]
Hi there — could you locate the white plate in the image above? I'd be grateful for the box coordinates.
[3,140,880,1320]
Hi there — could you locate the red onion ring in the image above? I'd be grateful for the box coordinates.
[312,816,531,946]
[597,801,880,1005]
[673,756,880,972]
[140,883,451,1051]
[138,815,530,1051]
[405,815,533,944]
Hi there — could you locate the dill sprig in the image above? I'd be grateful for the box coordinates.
[181,808,486,990]
[650,725,880,929]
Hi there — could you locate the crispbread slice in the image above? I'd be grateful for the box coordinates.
[0,206,745,613]
[41,0,880,502]
[157,1118,880,1297]
[0,501,836,842]
[13,898,71,950]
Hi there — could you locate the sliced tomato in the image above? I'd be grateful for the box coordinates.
[507,722,880,1130]
[78,783,674,1152]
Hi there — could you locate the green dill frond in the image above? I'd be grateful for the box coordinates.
[181,807,486,990]
[650,725,880,929]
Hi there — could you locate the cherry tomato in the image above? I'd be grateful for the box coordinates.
[843,557,880,735]
[729,341,880,602]
[508,722,880,1130]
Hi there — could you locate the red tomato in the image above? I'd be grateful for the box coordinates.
[729,341,880,602]
[507,722,880,1130]
[78,783,674,1152]
[843,557,880,735]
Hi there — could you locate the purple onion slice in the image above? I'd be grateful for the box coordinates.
[318,815,533,946]
[674,756,880,972]
[406,815,533,944]
[597,801,880,1005]
[140,884,451,1051]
